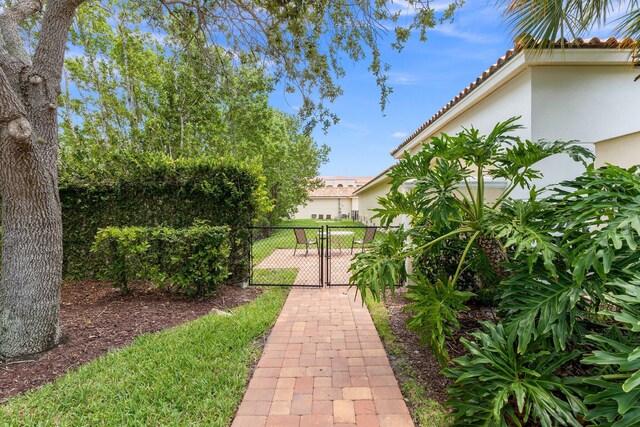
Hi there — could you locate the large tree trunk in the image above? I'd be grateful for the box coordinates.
[0,0,84,360]
[0,120,63,358]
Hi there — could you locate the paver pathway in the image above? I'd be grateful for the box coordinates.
[232,287,414,427]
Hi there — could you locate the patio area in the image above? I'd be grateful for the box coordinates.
[254,248,355,286]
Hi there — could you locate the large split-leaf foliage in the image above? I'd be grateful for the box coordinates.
[350,118,640,425]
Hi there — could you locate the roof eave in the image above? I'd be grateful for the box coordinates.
[392,51,527,158]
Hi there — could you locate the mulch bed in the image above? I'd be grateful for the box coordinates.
[383,287,497,404]
[0,281,262,403]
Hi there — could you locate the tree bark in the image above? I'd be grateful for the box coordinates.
[476,235,510,280]
[0,0,84,360]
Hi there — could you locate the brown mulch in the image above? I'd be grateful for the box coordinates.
[0,280,263,402]
[383,287,497,404]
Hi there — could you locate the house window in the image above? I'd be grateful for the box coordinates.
[311,214,317,219]
[337,184,343,188]
[319,214,324,219]
[326,214,331,220]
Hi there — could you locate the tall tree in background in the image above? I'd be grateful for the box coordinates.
[60,3,328,221]
[0,0,461,359]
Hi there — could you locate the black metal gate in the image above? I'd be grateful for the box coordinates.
[248,226,324,287]
[248,225,382,287]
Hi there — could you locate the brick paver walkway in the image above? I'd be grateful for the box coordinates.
[231,287,414,427]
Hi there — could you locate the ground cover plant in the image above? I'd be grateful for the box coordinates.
[350,119,640,425]
[0,286,289,426]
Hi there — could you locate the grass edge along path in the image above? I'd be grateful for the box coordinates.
[364,293,452,427]
[0,286,290,427]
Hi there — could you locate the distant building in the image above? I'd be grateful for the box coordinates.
[293,177,372,220]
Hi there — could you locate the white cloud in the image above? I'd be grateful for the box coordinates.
[392,131,408,138]
[388,71,424,85]
[431,24,501,44]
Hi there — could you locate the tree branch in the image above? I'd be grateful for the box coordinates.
[0,0,43,65]
[32,0,86,100]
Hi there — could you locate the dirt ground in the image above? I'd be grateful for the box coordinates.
[383,287,497,404]
[0,281,262,402]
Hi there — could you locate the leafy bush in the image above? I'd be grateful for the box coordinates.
[349,227,408,301]
[60,152,268,281]
[443,322,586,427]
[92,223,230,296]
[581,277,640,426]
[443,165,640,425]
[92,227,149,293]
[350,118,592,364]
[404,274,474,366]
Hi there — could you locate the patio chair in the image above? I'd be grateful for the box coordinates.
[351,227,377,253]
[293,228,318,256]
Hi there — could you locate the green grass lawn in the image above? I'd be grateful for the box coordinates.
[0,286,290,427]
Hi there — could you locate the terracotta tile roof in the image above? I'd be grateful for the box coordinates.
[390,37,637,157]
[309,187,357,198]
[352,165,395,195]
[320,176,373,181]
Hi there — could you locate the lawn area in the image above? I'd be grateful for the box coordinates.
[0,286,290,427]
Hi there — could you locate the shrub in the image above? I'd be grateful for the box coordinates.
[60,152,268,281]
[443,165,640,425]
[92,223,230,296]
[350,118,593,364]
[92,227,149,293]
[443,322,586,427]
[404,273,474,367]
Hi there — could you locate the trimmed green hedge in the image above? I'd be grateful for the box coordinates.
[92,223,230,296]
[59,154,269,281]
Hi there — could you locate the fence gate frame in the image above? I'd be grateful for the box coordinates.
[248,225,381,287]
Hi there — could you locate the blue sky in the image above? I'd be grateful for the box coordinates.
[269,0,516,177]
[268,0,622,177]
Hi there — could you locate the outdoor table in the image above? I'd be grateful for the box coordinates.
[320,230,354,253]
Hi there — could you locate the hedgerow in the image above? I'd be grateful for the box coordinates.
[59,152,270,281]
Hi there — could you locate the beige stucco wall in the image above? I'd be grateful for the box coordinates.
[528,64,638,193]
[595,132,640,168]
[355,180,402,226]
[531,65,640,143]
[454,186,505,205]
[407,69,532,156]
[293,197,352,220]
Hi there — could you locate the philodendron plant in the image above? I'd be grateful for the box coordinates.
[349,117,593,365]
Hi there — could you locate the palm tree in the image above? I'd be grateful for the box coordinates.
[502,0,640,78]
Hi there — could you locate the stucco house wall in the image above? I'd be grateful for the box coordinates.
[407,68,532,155]
[355,39,639,225]
[293,177,372,220]
[596,131,640,168]
[356,181,392,226]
